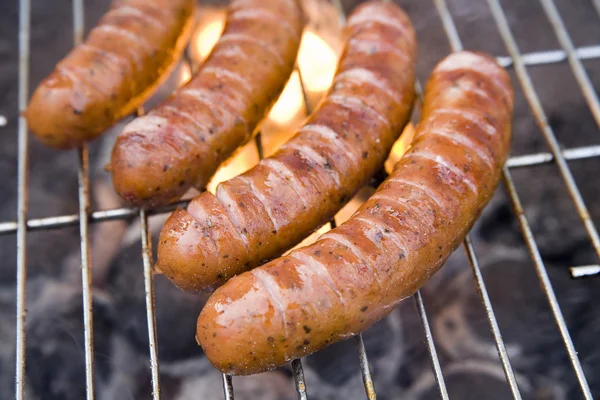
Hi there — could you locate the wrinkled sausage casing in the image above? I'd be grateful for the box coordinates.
[196,50,514,375]
[25,0,196,149]
[156,0,417,292]
[110,0,305,208]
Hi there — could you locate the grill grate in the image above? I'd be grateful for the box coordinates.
[7,0,600,399]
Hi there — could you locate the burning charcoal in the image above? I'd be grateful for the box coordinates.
[173,357,295,400]
[405,360,536,400]
[24,281,114,400]
[106,232,208,363]
[301,311,405,399]
[425,252,597,397]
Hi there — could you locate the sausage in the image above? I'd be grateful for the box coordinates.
[110,0,305,208]
[196,50,514,375]
[25,0,196,149]
[156,1,417,292]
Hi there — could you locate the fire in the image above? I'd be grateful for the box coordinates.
[297,30,338,93]
[189,8,226,65]
[385,122,416,174]
[267,70,305,125]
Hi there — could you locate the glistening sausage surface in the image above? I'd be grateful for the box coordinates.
[156,1,417,292]
[110,0,305,208]
[196,50,514,375]
[25,0,196,149]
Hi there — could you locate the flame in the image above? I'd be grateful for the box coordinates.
[178,62,192,86]
[385,122,416,174]
[287,223,331,253]
[297,30,338,93]
[267,71,305,125]
[194,18,225,60]
[206,139,259,193]
[188,9,226,66]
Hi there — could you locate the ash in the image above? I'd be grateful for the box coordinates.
[0,0,599,399]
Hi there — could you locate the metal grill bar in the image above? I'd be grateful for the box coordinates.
[72,0,96,398]
[496,44,600,68]
[462,238,523,399]
[488,0,600,263]
[14,0,30,398]
[222,374,234,400]
[505,144,600,168]
[1,142,599,235]
[570,264,600,278]
[140,209,161,399]
[355,335,377,400]
[414,292,449,400]
[292,359,308,400]
[539,0,600,129]
[0,200,189,235]
[432,1,530,398]
[502,166,593,399]
[484,0,594,397]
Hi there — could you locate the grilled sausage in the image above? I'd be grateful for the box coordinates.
[25,0,196,149]
[196,50,514,375]
[156,1,417,292]
[110,0,305,208]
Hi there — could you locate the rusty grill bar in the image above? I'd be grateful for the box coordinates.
[9,0,600,399]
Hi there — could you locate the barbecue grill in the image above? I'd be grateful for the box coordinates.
[3,0,600,399]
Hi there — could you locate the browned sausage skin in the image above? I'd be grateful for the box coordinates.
[25,0,196,149]
[110,0,305,208]
[196,50,514,375]
[156,0,417,292]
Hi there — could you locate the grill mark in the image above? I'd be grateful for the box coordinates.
[369,192,438,237]
[180,89,247,126]
[348,38,410,63]
[348,8,411,38]
[429,108,497,136]
[320,232,383,290]
[260,159,309,211]
[298,124,360,169]
[185,201,220,252]
[214,44,250,61]
[458,84,495,103]
[436,53,512,105]
[215,185,251,248]
[96,24,154,53]
[328,94,390,128]
[122,114,197,146]
[354,215,409,257]
[202,66,254,94]
[251,269,289,341]
[110,5,167,32]
[289,252,347,308]
[229,8,297,38]
[79,43,130,73]
[282,142,341,186]
[218,34,285,66]
[334,67,402,105]
[161,105,208,133]
[237,175,281,231]
[403,151,478,194]
[56,65,112,97]
[427,127,494,169]
[382,178,444,209]
[183,87,246,115]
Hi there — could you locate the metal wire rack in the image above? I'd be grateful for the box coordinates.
[6,0,600,399]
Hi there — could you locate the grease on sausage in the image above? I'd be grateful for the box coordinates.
[110,0,305,207]
[156,0,417,292]
[196,50,514,375]
[25,0,196,149]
